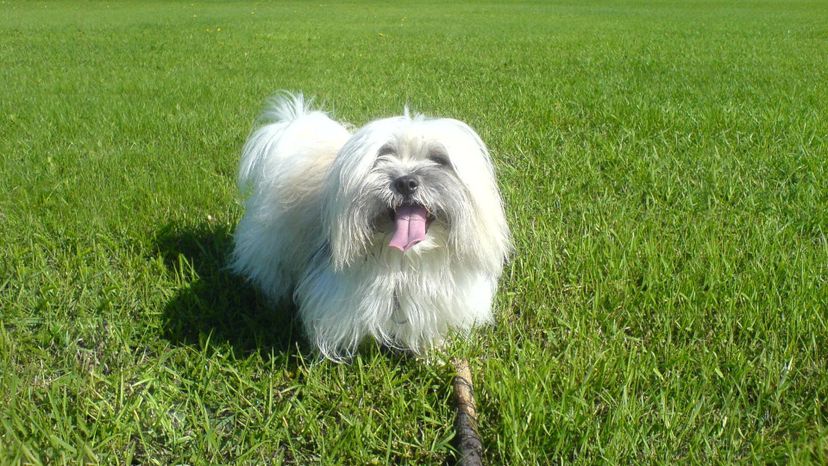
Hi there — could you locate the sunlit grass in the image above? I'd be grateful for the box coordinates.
[1,1,827,463]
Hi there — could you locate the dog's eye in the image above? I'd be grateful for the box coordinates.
[429,151,451,167]
[377,144,396,157]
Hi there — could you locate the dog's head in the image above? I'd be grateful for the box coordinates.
[323,114,511,273]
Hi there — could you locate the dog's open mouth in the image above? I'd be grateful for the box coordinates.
[388,203,434,252]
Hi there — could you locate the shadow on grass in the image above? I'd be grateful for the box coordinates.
[154,222,306,360]
[155,223,465,463]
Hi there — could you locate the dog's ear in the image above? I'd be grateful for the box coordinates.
[324,199,372,271]
[436,120,513,271]
[321,128,381,270]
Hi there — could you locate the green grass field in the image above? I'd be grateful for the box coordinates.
[2,1,827,464]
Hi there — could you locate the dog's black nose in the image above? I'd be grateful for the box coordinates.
[393,175,419,196]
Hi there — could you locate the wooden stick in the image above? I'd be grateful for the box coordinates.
[452,358,483,466]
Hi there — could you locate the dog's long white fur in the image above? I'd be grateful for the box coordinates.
[232,93,511,360]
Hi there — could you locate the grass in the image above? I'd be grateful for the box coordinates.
[1,0,827,463]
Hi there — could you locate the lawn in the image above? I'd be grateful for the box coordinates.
[1,1,827,464]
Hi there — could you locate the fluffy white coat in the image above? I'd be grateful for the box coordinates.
[232,93,510,360]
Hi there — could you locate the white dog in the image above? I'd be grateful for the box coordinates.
[231,93,511,360]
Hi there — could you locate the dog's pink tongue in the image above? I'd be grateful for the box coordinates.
[389,205,428,252]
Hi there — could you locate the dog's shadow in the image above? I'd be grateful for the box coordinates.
[155,222,304,359]
[155,222,468,463]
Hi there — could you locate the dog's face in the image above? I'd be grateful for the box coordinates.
[323,116,511,273]
[365,136,466,253]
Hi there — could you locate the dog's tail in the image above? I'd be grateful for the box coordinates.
[238,92,308,192]
[237,92,349,195]
[258,91,311,126]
